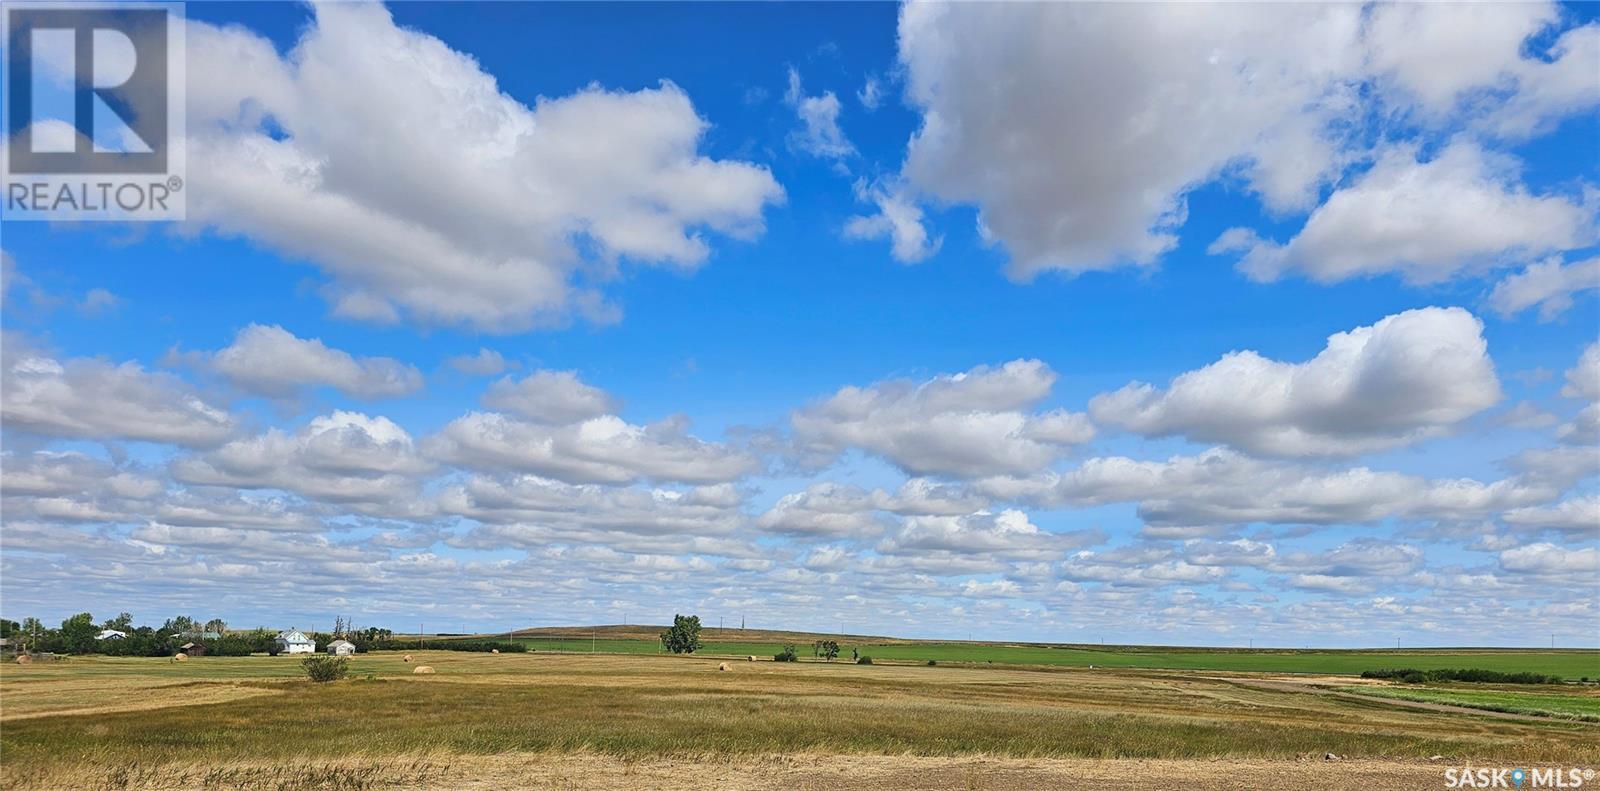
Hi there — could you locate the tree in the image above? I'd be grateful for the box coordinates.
[0,619,18,638]
[816,640,840,662]
[204,618,227,636]
[59,613,98,654]
[103,612,134,632]
[19,618,45,651]
[161,616,198,635]
[660,614,702,654]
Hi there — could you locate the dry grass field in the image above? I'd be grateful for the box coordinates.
[1,651,1595,790]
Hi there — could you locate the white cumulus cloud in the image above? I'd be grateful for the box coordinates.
[1090,307,1501,457]
[185,3,782,332]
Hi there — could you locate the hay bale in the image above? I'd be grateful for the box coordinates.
[490,649,499,654]
[173,653,188,662]
[403,654,412,663]
[413,665,435,674]
[718,662,730,672]
[14,654,32,665]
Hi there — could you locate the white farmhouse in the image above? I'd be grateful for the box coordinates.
[327,639,356,656]
[275,629,316,655]
[96,629,127,640]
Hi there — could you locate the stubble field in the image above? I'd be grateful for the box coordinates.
[1,649,1596,790]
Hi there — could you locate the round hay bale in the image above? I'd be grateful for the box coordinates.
[174,653,188,662]
[490,649,499,654]
[718,662,730,672]
[413,665,435,675]
[14,654,32,665]
[403,654,412,663]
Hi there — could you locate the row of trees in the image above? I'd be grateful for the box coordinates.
[0,614,396,657]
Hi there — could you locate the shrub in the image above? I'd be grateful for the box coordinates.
[926,659,937,666]
[856,656,873,665]
[1361,668,1561,685]
[206,635,255,656]
[774,645,799,662]
[302,655,349,683]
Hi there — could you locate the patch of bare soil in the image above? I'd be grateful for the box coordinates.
[1222,678,1562,723]
[387,754,1455,791]
[22,754,1469,791]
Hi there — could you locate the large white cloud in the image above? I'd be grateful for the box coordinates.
[886,1,1596,283]
[425,412,755,485]
[757,483,892,539]
[1499,543,1600,577]
[1502,496,1600,536]
[171,411,431,510]
[1090,307,1501,457]
[1557,343,1600,446]
[481,370,617,424]
[976,447,1563,529]
[184,3,782,331]
[1489,257,1600,322]
[1222,142,1593,285]
[792,359,1092,477]
[1562,342,1600,401]
[877,510,1099,562]
[205,324,422,399]
[896,1,1365,276]
[1,339,235,447]
[756,479,989,539]
[439,474,745,545]
[1363,3,1559,119]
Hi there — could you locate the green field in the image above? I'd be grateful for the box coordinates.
[502,636,1600,678]
[1339,685,1600,722]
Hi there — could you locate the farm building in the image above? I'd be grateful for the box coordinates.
[179,641,207,657]
[96,629,127,640]
[327,639,356,656]
[275,630,315,655]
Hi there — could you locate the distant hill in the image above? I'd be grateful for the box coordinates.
[490,624,916,644]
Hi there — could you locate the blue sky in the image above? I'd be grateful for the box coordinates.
[2,1,1597,646]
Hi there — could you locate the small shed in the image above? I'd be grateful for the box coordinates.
[327,639,356,656]
[275,629,315,655]
[179,641,207,657]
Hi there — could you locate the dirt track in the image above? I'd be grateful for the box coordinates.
[1222,677,1564,723]
[383,753,1473,791]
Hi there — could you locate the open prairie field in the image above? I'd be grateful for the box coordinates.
[2,651,1596,790]
[492,626,1600,677]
